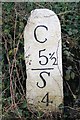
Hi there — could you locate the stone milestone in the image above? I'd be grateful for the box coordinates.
[24,9,63,112]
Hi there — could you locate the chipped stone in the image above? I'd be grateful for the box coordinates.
[24,9,63,112]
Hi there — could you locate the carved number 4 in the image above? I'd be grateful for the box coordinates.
[41,93,53,106]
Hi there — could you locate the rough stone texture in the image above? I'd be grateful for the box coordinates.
[24,9,63,112]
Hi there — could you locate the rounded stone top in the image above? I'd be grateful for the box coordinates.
[30,9,56,18]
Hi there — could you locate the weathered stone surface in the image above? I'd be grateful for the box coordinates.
[24,9,63,112]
